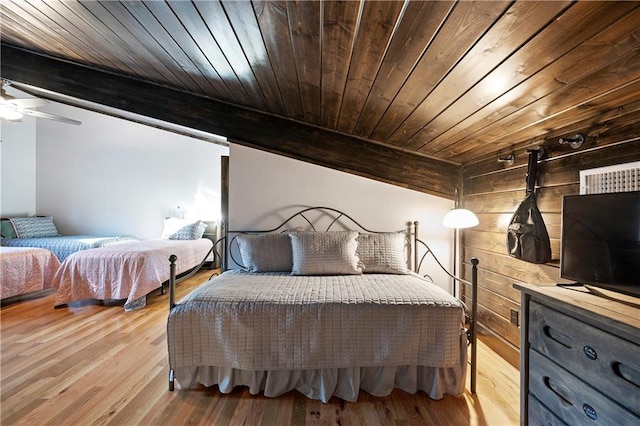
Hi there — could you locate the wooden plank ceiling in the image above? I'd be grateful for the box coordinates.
[1,1,640,197]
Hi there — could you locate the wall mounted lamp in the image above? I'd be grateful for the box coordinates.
[498,153,515,166]
[559,134,584,149]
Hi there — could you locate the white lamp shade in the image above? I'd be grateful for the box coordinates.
[442,208,479,229]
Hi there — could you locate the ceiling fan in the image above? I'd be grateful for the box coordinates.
[0,80,81,125]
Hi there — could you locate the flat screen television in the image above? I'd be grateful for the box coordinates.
[561,191,640,298]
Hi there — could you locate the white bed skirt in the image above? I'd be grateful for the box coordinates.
[174,336,467,403]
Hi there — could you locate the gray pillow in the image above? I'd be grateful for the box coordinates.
[9,216,59,238]
[289,231,361,275]
[357,232,409,274]
[236,233,293,272]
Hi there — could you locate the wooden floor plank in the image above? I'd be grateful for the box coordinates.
[1,269,520,425]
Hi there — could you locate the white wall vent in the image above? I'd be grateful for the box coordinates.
[580,161,640,194]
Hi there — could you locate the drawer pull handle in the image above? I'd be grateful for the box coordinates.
[544,326,572,348]
[543,376,573,407]
[583,404,598,420]
[612,362,640,388]
[583,345,597,360]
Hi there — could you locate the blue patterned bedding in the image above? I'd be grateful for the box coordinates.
[0,235,139,261]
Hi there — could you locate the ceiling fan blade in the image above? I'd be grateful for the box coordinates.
[4,98,49,108]
[2,81,80,125]
[1,86,49,108]
[20,108,82,125]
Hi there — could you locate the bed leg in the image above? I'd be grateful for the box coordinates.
[169,255,177,310]
[470,257,479,394]
[169,369,175,391]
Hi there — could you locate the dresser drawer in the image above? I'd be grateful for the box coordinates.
[529,349,640,425]
[528,394,567,426]
[528,301,640,415]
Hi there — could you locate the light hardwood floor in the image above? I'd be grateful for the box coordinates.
[1,269,520,425]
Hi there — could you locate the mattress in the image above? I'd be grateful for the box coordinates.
[168,270,466,372]
[1,235,139,261]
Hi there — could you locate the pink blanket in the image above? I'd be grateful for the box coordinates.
[53,239,213,311]
[1,247,61,300]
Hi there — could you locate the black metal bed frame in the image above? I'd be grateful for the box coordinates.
[167,206,478,394]
[160,244,215,295]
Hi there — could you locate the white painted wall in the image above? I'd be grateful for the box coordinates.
[1,87,228,239]
[228,144,456,292]
[34,102,228,239]
[1,96,37,216]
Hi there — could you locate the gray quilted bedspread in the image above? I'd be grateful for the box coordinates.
[168,270,466,371]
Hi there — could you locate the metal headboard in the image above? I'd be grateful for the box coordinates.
[221,206,412,272]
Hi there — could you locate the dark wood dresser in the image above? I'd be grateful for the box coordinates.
[515,283,640,426]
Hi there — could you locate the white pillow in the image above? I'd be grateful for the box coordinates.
[357,232,409,274]
[161,218,206,240]
[289,231,361,275]
[236,233,293,272]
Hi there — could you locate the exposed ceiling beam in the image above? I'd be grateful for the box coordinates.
[1,44,460,199]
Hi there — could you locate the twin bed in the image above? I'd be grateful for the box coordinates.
[53,238,213,311]
[1,216,139,261]
[1,234,140,262]
[166,207,478,402]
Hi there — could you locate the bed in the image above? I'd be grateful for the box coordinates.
[1,235,140,262]
[166,207,478,402]
[1,246,61,302]
[1,216,139,261]
[53,238,214,311]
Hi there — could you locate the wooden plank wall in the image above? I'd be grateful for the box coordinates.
[460,112,640,367]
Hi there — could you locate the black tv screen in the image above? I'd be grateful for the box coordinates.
[561,191,640,298]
